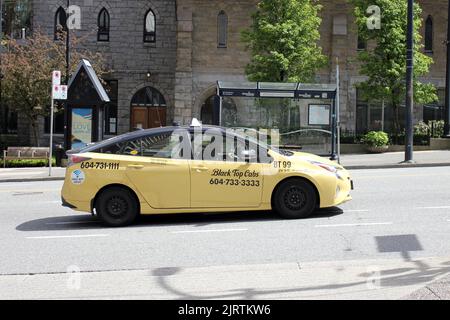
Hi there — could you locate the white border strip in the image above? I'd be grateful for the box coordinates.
[171,228,248,234]
[315,222,393,228]
[26,234,109,239]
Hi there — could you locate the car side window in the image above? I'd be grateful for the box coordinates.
[122,138,142,156]
[192,131,230,161]
[193,131,260,163]
[119,131,190,159]
[95,142,125,154]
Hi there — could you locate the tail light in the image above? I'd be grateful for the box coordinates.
[68,155,91,167]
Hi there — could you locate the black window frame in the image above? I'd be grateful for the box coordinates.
[144,9,156,43]
[217,10,228,48]
[104,80,118,135]
[97,8,110,42]
[425,15,433,53]
[1,106,18,134]
[54,6,67,41]
[357,33,367,51]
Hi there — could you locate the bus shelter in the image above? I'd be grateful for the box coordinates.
[215,81,339,160]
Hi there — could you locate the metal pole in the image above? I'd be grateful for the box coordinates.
[336,58,341,164]
[219,96,223,126]
[0,0,4,134]
[0,0,3,37]
[63,0,70,151]
[444,0,450,137]
[381,99,385,132]
[49,93,54,176]
[330,98,337,161]
[405,0,414,162]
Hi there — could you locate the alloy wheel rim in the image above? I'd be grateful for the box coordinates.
[284,186,306,210]
[106,196,128,219]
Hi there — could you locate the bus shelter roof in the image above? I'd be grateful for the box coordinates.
[217,81,337,99]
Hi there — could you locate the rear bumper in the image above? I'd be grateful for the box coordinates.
[61,196,77,209]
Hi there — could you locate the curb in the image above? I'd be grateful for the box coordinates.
[0,177,65,183]
[344,162,450,170]
[1,162,450,183]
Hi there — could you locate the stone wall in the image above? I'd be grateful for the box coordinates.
[8,0,449,147]
[32,0,177,146]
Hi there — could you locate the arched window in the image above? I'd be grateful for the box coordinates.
[54,7,67,40]
[217,10,228,48]
[425,15,433,52]
[201,96,237,126]
[98,8,110,42]
[131,87,166,107]
[357,33,366,51]
[144,10,156,43]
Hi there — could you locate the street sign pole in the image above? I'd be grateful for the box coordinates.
[49,71,66,176]
[49,90,54,177]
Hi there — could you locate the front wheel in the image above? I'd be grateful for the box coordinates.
[95,187,138,227]
[273,179,317,219]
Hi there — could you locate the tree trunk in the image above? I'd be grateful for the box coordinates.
[30,119,40,147]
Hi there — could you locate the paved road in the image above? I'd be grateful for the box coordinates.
[1,167,450,299]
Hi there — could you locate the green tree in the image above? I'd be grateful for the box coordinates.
[350,0,437,135]
[241,0,327,82]
[0,30,110,146]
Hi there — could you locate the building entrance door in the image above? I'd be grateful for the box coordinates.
[130,86,167,130]
[131,106,166,129]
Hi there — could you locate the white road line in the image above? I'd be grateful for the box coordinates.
[26,234,109,240]
[315,222,393,228]
[171,228,248,234]
[46,221,99,225]
[344,209,369,213]
[415,206,450,210]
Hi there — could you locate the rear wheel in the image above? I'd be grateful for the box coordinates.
[273,179,317,219]
[95,187,138,227]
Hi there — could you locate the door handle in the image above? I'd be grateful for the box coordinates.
[127,164,144,169]
[192,166,209,172]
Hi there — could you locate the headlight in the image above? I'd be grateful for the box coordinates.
[309,161,337,173]
[308,161,344,180]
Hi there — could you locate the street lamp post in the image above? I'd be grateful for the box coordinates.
[404,0,415,163]
[444,0,450,137]
[0,0,4,134]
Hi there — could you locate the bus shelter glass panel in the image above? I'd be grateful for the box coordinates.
[221,97,333,156]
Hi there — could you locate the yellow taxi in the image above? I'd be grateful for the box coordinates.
[61,123,353,227]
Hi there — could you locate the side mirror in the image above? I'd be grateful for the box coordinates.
[240,149,257,161]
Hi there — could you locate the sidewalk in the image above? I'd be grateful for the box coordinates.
[340,150,450,170]
[0,150,449,183]
[404,273,450,300]
[0,167,66,183]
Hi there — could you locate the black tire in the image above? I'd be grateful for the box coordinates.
[95,187,138,227]
[273,179,318,219]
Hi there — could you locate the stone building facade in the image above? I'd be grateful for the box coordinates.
[1,0,448,147]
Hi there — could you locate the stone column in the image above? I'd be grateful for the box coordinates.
[174,0,194,124]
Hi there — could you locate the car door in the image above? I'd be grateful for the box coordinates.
[189,128,264,208]
[123,129,191,209]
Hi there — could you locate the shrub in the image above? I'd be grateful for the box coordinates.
[362,131,389,147]
[414,121,430,136]
[2,158,56,168]
[429,120,444,138]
